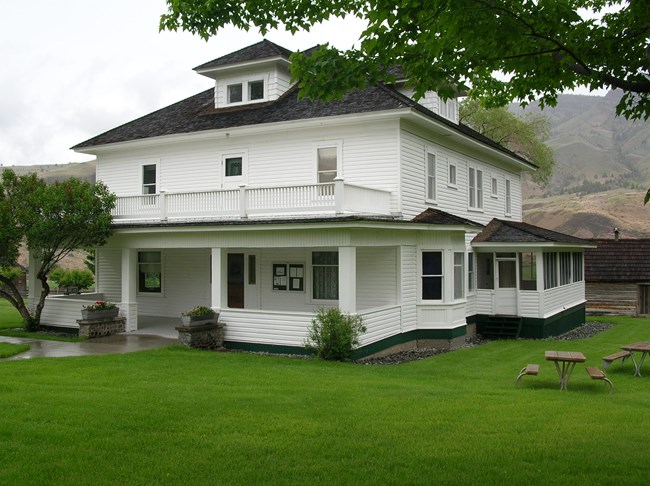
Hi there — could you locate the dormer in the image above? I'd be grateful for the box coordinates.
[194,40,294,109]
[395,80,459,124]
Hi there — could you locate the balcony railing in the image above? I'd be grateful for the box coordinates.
[112,180,393,223]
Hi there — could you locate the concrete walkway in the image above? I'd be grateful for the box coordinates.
[0,332,178,361]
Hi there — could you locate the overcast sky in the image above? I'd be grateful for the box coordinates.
[0,0,366,166]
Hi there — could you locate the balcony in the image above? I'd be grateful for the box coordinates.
[111,180,393,224]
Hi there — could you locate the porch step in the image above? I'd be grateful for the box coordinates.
[478,316,523,340]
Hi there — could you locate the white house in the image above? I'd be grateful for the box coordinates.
[37,40,593,356]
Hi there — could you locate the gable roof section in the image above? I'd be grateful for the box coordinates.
[193,39,292,71]
[472,219,592,246]
[585,239,650,282]
[412,208,483,228]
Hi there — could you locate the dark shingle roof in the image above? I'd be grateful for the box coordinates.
[412,208,483,228]
[472,219,592,245]
[585,239,650,281]
[193,39,293,71]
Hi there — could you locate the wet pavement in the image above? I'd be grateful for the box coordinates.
[0,333,178,361]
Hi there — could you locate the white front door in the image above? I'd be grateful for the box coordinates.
[495,254,518,315]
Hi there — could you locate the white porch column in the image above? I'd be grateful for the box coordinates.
[338,246,357,313]
[27,251,43,309]
[120,248,138,331]
[211,248,225,311]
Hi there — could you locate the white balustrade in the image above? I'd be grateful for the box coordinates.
[111,181,391,223]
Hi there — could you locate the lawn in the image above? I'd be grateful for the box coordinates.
[0,298,23,329]
[0,299,83,342]
[0,315,649,485]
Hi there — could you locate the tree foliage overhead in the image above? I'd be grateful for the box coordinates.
[459,99,555,185]
[0,170,115,330]
[160,0,650,121]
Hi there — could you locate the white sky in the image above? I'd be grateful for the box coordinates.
[0,0,366,166]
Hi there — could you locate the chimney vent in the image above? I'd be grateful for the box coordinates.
[614,227,620,241]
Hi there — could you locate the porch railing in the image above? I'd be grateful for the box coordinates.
[111,180,392,223]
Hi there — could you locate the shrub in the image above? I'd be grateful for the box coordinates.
[305,308,366,361]
[49,268,94,292]
[182,306,214,317]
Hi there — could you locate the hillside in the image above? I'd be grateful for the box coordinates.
[4,161,96,184]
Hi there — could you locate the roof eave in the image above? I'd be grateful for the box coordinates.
[194,56,291,80]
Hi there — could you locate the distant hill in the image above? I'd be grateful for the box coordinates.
[3,161,96,184]
[513,91,650,238]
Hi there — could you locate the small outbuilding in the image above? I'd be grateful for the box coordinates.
[584,238,650,316]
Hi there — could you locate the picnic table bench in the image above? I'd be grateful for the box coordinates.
[602,350,632,369]
[586,367,614,394]
[515,364,539,387]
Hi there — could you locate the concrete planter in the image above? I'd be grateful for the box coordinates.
[81,308,119,320]
[181,313,218,327]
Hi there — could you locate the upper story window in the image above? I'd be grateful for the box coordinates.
[227,80,265,105]
[491,177,498,198]
[426,152,436,201]
[505,179,512,215]
[225,156,243,177]
[142,164,157,195]
[317,147,338,183]
[469,167,483,210]
[448,163,457,187]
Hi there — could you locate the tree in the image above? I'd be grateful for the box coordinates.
[459,99,555,185]
[160,0,650,121]
[0,170,115,330]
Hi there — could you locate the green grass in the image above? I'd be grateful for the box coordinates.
[0,343,30,358]
[0,299,84,341]
[0,315,649,484]
[0,298,24,329]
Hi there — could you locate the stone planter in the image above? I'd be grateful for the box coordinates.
[81,308,119,320]
[181,313,218,327]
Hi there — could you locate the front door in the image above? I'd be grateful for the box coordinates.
[495,253,518,315]
[227,253,245,308]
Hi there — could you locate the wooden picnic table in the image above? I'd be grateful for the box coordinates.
[545,351,586,391]
[620,342,650,377]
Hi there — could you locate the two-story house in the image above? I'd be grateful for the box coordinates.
[37,40,593,356]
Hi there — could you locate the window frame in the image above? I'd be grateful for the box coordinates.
[468,166,484,211]
[505,179,512,216]
[221,151,247,185]
[453,252,465,300]
[467,252,475,294]
[311,250,339,302]
[491,177,498,198]
[519,252,537,291]
[314,141,342,184]
[141,161,159,195]
[421,250,444,302]
[426,151,437,202]
[227,83,243,104]
[448,162,457,188]
[137,250,163,295]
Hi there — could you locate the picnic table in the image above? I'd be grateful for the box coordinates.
[620,342,650,377]
[545,351,586,391]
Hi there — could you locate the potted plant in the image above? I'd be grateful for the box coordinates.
[181,306,217,327]
[81,301,119,320]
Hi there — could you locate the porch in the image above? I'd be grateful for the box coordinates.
[112,180,393,223]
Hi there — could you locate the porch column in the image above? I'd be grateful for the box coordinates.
[338,246,357,313]
[27,251,43,309]
[211,248,225,311]
[120,248,138,331]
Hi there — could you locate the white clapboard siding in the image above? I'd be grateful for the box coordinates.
[359,305,402,345]
[465,293,478,317]
[40,293,105,328]
[357,247,398,310]
[96,248,122,303]
[417,303,466,329]
[259,248,315,312]
[519,291,542,318]
[476,289,495,315]
[400,128,523,223]
[220,309,313,347]
[138,249,211,317]
[542,283,586,318]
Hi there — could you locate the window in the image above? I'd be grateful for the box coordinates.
[248,255,256,285]
[454,252,464,300]
[142,164,156,195]
[491,177,498,197]
[448,163,457,186]
[559,252,572,286]
[225,156,243,177]
[469,167,483,209]
[248,80,264,100]
[426,152,436,200]
[543,253,558,289]
[467,252,475,293]
[138,251,162,293]
[519,252,537,291]
[505,179,512,215]
[477,253,494,290]
[317,147,338,183]
[312,251,338,300]
[422,251,443,300]
[572,252,583,282]
[227,83,243,103]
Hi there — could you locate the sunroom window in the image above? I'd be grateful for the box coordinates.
[312,251,338,300]
[422,251,443,300]
[138,251,162,293]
